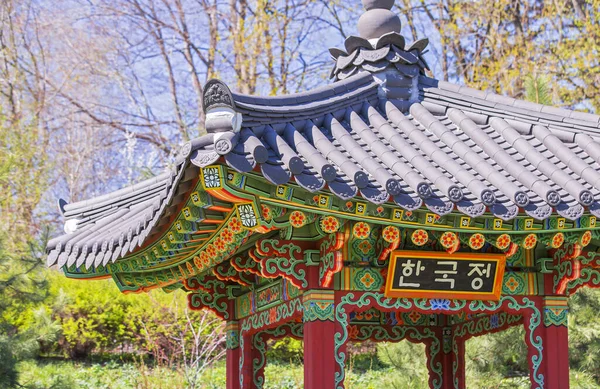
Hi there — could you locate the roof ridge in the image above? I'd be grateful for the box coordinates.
[231,72,375,107]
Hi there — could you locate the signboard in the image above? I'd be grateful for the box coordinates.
[384,251,506,301]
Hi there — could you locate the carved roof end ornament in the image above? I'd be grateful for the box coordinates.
[189,79,243,167]
[202,79,242,135]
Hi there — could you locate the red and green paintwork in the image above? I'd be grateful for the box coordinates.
[62,164,600,389]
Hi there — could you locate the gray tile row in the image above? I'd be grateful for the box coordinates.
[47,70,600,270]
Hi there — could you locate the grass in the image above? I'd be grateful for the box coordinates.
[17,357,600,389]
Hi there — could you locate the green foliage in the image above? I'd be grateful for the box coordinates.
[267,338,303,363]
[569,288,600,382]
[375,341,429,388]
[525,75,553,105]
[465,326,528,382]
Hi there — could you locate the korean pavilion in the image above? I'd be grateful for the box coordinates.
[47,1,600,388]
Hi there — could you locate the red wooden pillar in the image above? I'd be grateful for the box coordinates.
[435,326,465,389]
[227,347,241,389]
[241,333,261,389]
[226,321,241,389]
[303,290,336,389]
[453,339,466,389]
[539,296,570,389]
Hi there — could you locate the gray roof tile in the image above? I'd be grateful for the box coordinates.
[48,73,600,269]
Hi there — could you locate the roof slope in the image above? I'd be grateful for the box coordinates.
[198,73,600,221]
[47,70,600,269]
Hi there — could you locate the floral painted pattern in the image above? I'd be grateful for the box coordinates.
[504,275,521,293]
[439,231,458,249]
[214,237,226,252]
[229,217,242,234]
[206,244,217,257]
[353,222,371,239]
[320,216,340,233]
[261,204,272,221]
[221,228,234,244]
[348,325,359,340]
[411,229,428,246]
[495,234,511,250]
[359,272,376,288]
[523,234,537,250]
[200,252,210,267]
[551,232,564,248]
[581,230,592,247]
[407,311,421,324]
[193,256,202,269]
[289,210,306,228]
[382,226,400,243]
[430,299,451,310]
[357,240,373,255]
[469,233,485,250]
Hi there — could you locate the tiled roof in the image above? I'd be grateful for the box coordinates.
[46,139,210,269]
[47,71,600,268]
[198,73,600,221]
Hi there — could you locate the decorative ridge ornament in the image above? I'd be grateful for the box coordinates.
[202,79,235,112]
[201,79,242,135]
[329,0,429,82]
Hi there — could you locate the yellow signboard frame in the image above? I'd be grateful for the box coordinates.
[384,250,506,301]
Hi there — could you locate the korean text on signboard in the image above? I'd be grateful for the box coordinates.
[384,251,506,301]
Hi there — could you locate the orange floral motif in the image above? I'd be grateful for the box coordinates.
[581,230,592,247]
[551,232,565,248]
[345,201,353,209]
[289,210,306,228]
[405,211,413,217]
[186,262,194,275]
[214,238,225,252]
[360,272,376,288]
[261,204,272,221]
[439,231,458,249]
[348,325,359,340]
[523,234,537,250]
[411,229,428,246]
[193,256,202,269]
[407,311,421,323]
[358,240,372,254]
[382,226,400,243]
[206,244,217,257]
[200,252,210,267]
[469,233,485,250]
[230,217,242,234]
[320,216,340,233]
[353,222,371,239]
[221,228,234,244]
[504,276,520,293]
[495,234,511,250]
[376,206,384,214]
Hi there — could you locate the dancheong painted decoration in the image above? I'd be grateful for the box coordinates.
[46,1,600,388]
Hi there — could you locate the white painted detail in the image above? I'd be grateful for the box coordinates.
[64,219,79,234]
[206,107,242,133]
